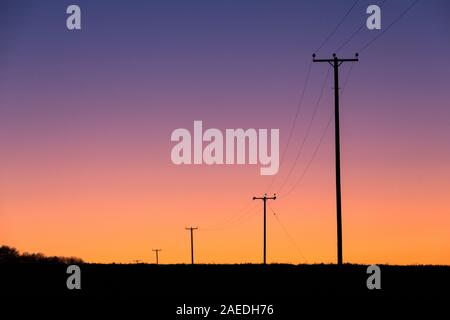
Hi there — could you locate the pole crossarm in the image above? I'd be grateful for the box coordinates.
[313,55,359,63]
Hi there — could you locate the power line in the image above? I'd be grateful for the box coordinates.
[267,0,359,193]
[358,0,420,53]
[335,0,389,53]
[335,22,365,53]
[269,0,362,194]
[200,192,260,232]
[275,66,331,194]
[265,60,313,193]
[268,204,307,263]
[314,0,361,54]
[280,59,357,200]
[201,203,259,231]
[280,110,333,199]
[341,62,356,96]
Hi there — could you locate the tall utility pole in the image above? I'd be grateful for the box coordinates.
[253,193,276,265]
[152,249,161,265]
[185,227,198,264]
[312,53,358,265]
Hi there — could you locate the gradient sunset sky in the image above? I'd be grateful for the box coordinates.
[0,0,449,264]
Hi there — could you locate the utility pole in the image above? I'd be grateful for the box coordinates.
[185,227,198,264]
[312,53,358,265]
[253,193,276,265]
[152,249,161,265]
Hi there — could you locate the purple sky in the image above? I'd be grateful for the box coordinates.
[1,0,450,264]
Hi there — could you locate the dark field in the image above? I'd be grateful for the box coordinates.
[1,263,448,318]
[1,263,449,298]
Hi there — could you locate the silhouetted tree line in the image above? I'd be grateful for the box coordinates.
[0,245,83,264]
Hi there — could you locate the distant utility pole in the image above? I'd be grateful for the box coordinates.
[253,193,276,265]
[152,249,161,265]
[185,227,198,264]
[312,53,358,265]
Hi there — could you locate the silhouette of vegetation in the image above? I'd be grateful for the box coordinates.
[0,245,83,264]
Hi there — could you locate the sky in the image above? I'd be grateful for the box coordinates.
[0,0,449,265]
